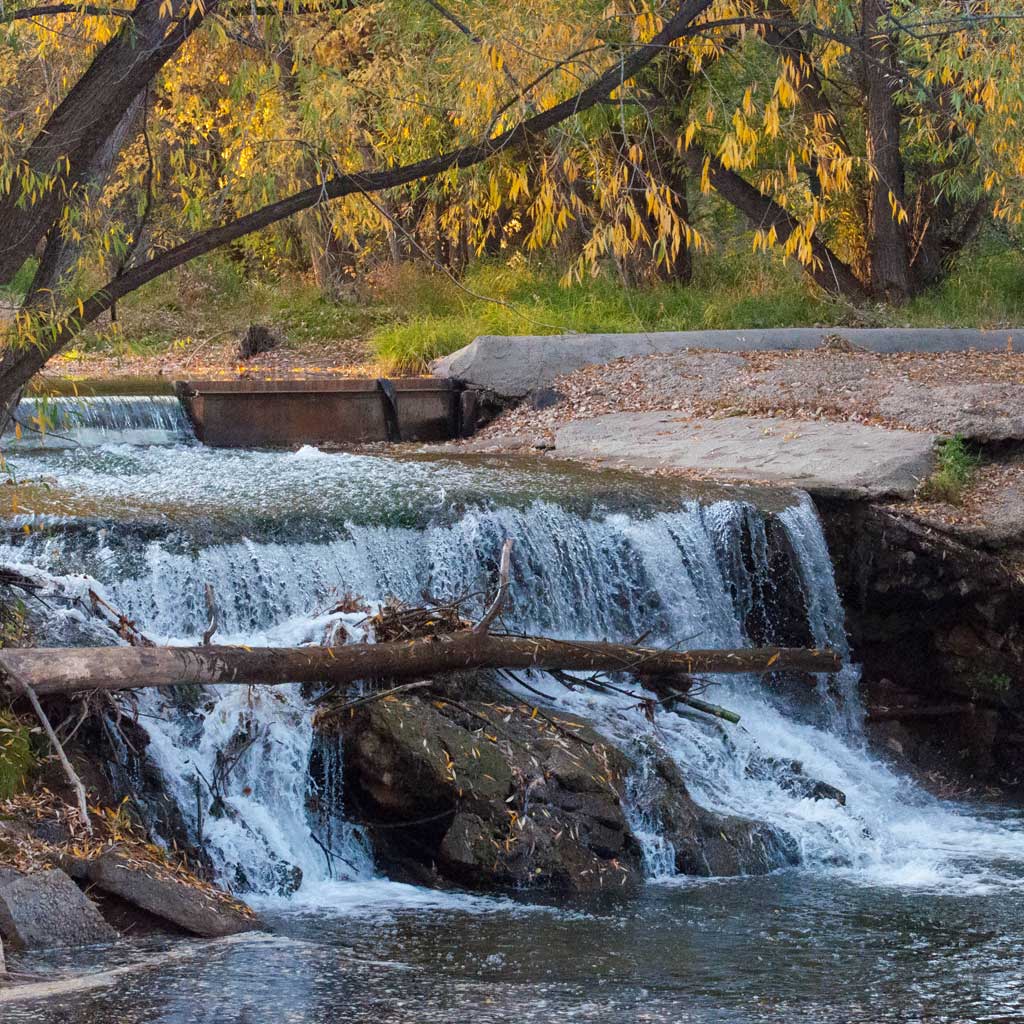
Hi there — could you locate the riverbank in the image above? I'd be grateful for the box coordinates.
[451,346,1024,532]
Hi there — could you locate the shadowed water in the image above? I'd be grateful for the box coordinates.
[5,870,1023,1023]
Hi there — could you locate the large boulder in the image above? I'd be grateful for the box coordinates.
[324,694,645,894]
[0,868,116,949]
[83,853,257,938]
[323,687,804,892]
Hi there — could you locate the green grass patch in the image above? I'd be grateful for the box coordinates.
[920,435,981,504]
[0,711,35,800]
[371,244,1024,373]
[8,237,1024,374]
[70,256,384,358]
[369,255,852,372]
[901,246,1024,329]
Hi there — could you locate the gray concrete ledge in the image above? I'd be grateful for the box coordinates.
[554,413,937,500]
[433,329,1024,397]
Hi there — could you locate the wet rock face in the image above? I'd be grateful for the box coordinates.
[326,689,802,893]
[819,501,1024,789]
[632,750,800,877]
[331,695,643,894]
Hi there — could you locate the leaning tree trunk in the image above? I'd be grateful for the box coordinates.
[0,0,211,285]
[0,0,716,415]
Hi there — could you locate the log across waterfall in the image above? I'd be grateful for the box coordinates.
[0,637,839,698]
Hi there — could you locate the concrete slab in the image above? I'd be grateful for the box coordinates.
[554,413,937,499]
[433,329,1024,397]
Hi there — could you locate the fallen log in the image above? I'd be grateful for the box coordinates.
[0,635,841,699]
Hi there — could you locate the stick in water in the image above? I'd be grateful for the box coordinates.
[202,583,219,646]
[475,538,513,635]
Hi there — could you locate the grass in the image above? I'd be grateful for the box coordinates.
[68,256,387,361]
[11,238,1024,373]
[0,711,35,801]
[919,435,981,505]
[370,244,1024,372]
[369,255,853,371]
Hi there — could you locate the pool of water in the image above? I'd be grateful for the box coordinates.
[5,867,1023,1023]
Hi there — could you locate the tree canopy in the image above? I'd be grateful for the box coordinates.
[0,0,1022,408]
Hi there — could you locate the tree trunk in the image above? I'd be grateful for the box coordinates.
[0,637,841,698]
[684,144,866,299]
[0,0,717,415]
[0,0,211,283]
[862,0,914,301]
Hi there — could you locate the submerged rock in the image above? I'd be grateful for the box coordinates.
[635,751,800,877]
[747,755,847,806]
[0,868,116,949]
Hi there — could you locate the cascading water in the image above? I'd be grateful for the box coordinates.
[2,399,1022,908]
[4,394,193,448]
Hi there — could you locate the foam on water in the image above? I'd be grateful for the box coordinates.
[3,439,1022,908]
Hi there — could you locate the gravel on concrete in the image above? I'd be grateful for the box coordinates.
[476,349,1024,443]
[554,413,937,500]
[434,329,1024,397]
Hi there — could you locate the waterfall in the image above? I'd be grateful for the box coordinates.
[4,395,193,448]
[3,441,1020,903]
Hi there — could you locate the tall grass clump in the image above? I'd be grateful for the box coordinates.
[919,435,981,504]
[370,255,849,372]
[0,711,34,800]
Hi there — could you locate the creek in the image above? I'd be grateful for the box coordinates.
[2,394,1022,1023]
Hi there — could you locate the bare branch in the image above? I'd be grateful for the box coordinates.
[475,538,513,635]
[202,583,219,646]
[13,673,92,833]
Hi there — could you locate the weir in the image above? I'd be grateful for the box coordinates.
[2,392,1020,906]
[7,380,464,451]
[4,394,194,448]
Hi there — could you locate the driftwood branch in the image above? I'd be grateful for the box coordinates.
[0,637,841,699]
[202,583,219,646]
[87,589,154,647]
[10,671,92,833]
[474,538,513,635]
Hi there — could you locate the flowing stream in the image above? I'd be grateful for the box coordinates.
[3,394,1023,1023]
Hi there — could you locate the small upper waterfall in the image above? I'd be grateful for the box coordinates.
[4,394,194,448]
[2,430,1021,904]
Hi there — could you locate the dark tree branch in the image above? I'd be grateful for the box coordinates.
[0,0,718,398]
[684,142,867,299]
[0,0,215,283]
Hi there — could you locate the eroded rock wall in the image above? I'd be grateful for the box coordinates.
[820,500,1024,790]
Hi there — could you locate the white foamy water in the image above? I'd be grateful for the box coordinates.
[3,406,1022,907]
[4,395,193,449]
